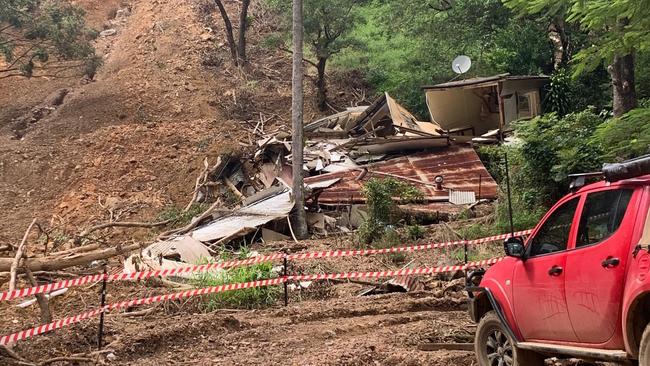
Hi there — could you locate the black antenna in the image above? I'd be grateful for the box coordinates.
[504,152,515,237]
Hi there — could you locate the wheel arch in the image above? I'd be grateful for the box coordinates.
[625,291,650,358]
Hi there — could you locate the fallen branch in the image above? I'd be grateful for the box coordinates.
[184,157,211,212]
[109,306,158,318]
[286,216,299,243]
[0,345,35,366]
[158,199,223,240]
[417,343,474,351]
[9,219,37,292]
[224,177,244,201]
[0,241,146,272]
[39,356,93,366]
[76,219,173,243]
[23,259,53,324]
[328,278,379,287]
[51,243,102,256]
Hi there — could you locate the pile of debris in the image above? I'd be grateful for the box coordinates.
[124,92,498,275]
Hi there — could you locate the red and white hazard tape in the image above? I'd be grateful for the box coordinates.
[287,229,531,260]
[0,230,530,302]
[0,253,285,302]
[0,277,286,346]
[287,257,503,281]
[0,256,504,345]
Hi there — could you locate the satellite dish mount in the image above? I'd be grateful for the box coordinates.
[451,55,472,78]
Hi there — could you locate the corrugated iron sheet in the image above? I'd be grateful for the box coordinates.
[191,189,294,242]
[449,190,476,205]
[304,145,497,205]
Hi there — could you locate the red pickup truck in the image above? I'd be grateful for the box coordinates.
[468,155,650,365]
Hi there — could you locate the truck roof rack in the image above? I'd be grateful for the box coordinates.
[568,154,650,191]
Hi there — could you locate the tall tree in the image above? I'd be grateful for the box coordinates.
[268,0,364,111]
[291,0,308,239]
[0,0,99,79]
[303,0,364,111]
[505,0,650,116]
[213,0,252,66]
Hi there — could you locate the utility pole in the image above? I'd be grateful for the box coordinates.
[291,0,308,239]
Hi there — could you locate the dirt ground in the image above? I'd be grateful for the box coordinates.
[2,281,477,366]
[0,232,612,366]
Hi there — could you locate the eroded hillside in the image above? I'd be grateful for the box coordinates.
[0,0,364,245]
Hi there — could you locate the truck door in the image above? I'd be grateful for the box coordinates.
[513,197,580,342]
[564,188,636,344]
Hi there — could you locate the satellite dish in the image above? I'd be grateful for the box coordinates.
[452,55,472,74]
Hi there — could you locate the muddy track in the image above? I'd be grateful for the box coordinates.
[100,291,476,365]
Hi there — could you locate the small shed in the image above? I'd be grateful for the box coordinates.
[421,73,549,137]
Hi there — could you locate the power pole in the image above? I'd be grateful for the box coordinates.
[291,0,308,239]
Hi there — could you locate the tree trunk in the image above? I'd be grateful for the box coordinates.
[316,57,328,111]
[608,52,637,117]
[214,0,239,66]
[548,17,568,70]
[0,242,146,272]
[290,0,308,239]
[237,0,251,64]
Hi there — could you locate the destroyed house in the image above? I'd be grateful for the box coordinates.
[421,73,549,141]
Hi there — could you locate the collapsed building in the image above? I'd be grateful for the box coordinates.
[125,74,547,273]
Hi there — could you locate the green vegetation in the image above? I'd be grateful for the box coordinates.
[266,0,366,110]
[332,0,553,115]
[358,178,423,244]
[0,0,100,78]
[474,106,649,235]
[406,224,426,241]
[191,247,280,311]
[157,203,209,226]
[593,108,650,161]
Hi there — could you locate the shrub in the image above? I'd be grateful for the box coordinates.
[406,224,425,241]
[358,178,423,244]
[514,109,604,206]
[374,227,407,264]
[592,108,650,161]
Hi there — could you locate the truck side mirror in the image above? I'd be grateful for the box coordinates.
[504,237,525,259]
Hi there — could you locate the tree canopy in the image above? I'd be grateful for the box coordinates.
[0,0,99,78]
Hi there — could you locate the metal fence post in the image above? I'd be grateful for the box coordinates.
[97,266,107,350]
[283,256,289,306]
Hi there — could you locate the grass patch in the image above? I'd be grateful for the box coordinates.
[191,248,281,311]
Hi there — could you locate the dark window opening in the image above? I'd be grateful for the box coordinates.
[529,198,580,257]
[576,189,633,248]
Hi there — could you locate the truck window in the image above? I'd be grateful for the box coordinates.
[529,197,579,257]
[576,189,633,248]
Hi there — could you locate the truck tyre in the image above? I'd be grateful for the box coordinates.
[475,311,545,366]
[639,323,650,366]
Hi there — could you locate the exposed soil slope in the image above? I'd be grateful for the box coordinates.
[0,0,367,245]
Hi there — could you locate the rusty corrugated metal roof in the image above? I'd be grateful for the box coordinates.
[304,145,497,205]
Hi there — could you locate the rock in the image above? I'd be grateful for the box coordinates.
[44,88,70,106]
[106,352,117,361]
[100,29,117,37]
[200,33,214,42]
[115,8,131,18]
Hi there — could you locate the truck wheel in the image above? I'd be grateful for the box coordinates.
[475,311,545,366]
[639,323,650,365]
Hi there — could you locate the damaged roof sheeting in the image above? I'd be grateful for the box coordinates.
[191,188,294,242]
[124,236,213,279]
[304,145,497,205]
[304,93,443,139]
